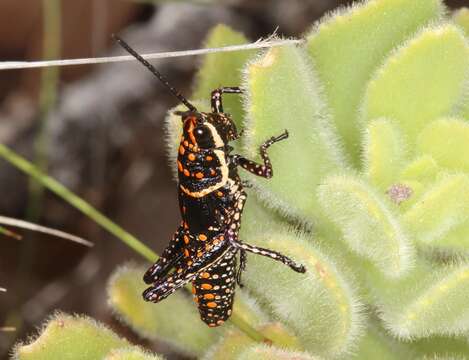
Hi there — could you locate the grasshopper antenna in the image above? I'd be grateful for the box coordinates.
[113,34,197,112]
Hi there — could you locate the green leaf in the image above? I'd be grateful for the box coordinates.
[351,321,416,360]
[402,173,469,244]
[243,44,345,223]
[203,323,302,360]
[241,229,363,358]
[202,328,252,360]
[430,220,469,252]
[239,192,289,238]
[410,335,469,359]
[230,290,270,328]
[453,8,469,37]
[363,25,469,147]
[14,313,129,360]
[417,118,469,172]
[236,344,318,360]
[306,0,443,163]
[317,174,414,277]
[369,260,469,339]
[104,348,164,360]
[107,264,221,356]
[452,9,469,120]
[399,155,439,183]
[192,24,254,125]
[363,118,406,190]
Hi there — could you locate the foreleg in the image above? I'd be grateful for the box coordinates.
[211,87,243,113]
[231,130,288,178]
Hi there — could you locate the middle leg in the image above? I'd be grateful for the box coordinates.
[236,249,247,287]
[229,236,306,274]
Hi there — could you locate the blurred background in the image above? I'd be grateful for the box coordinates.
[0,0,465,358]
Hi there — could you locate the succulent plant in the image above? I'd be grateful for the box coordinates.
[13,0,469,358]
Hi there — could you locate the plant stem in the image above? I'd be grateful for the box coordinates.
[0,143,156,262]
[28,0,62,219]
[229,313,271,343]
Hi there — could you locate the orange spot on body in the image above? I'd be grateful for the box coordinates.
[208,323,217,327]
[183,235,189,244]
[216,191,223,197]
[207,302,217,308]
[204,294,215,300]
[210,169,216,176]
[184,249,190,257]
[201,272,210,278]
[197,251,203,258]
[188,153,196,161]
[206,155,213,161]
[177,161,183,172]
[191,285,196,294]
[195,172,204,179]
[199,234,207,241]
[201,283,212,290]
[183,140,189,147]
[189,131,197,145]
[179,145,185,155]
[183,169,190,177]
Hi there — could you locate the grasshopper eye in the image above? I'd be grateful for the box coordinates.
[194,126,214,148]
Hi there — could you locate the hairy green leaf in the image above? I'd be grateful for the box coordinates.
[399,155,439,183]
[306,0,443,163]
[241,229,363,358]
[402,173,469,244]
[104,348,164,360]
[364,118,406,190]
[363,25,469,147]
[107,264,221,356]
[203,323,302,360]
[417,118,469,172]
[243,44,345,223]
[351,321,416,359]
[14,313,129,360]
[453,8,469,37]
[236,344,318,360]
[369,260,469,339]
[318,174,413,277]
[410,335,469,359]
